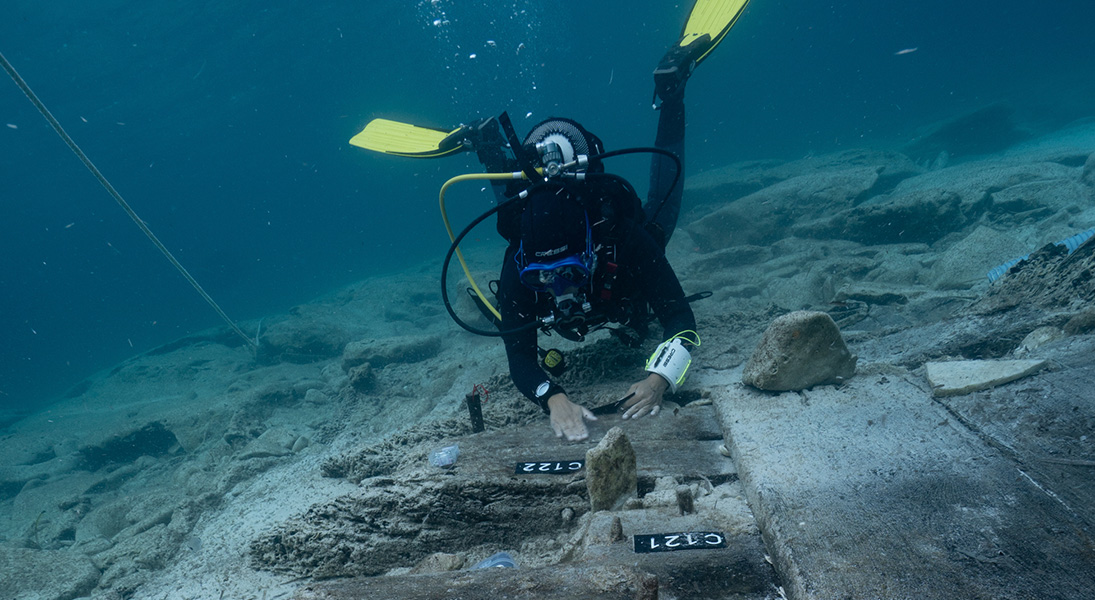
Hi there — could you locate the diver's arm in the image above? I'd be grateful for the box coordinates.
[500,286,597,441]
[499,248,596,440]
[618,233,696,419]
[498,251,552,409]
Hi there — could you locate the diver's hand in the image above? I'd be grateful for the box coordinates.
[621,374,669,420]
[547,393,597,442]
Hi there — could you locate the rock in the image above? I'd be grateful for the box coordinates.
[239,427,297,460]
[1064,309,1095,335]
[608,516,624,542]
[924,359,1047,397]
[1082,152,1095,187]
[685,159,788,206]
[676,485,695,515]
[687,149,921,210]
[251,381,298,406]
[929,225,1030,290]
[832,282,910,306]
[257,314,350,364]
[585,427,637,512]
[291,435,312,453]
[169,414,211,454]
[903,103,1030,163]
[77,422,179,471]
[988,178,1091,217]
[809,188,967,245]
[1015,326,1065,357]
[0,546,100,600]
[410,552,466,574]
[686,166,884,251]
[348,363,376,393]
[342,335,443,372]
[808,160,1073,246]
[641,477,682,510]
[685,246,772,277]
[304,389,330,405]
[742,311,858,391]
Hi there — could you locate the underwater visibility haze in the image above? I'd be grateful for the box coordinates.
[2,0,1094,409]
[6,2,1095,599]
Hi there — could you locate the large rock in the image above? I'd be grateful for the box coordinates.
[341,335,443,371]
[742,311,857,391]
[902,103,1030,163]
[585,427,637,512]
[929,225,1030,290]
[988,177,1092,217]
[257,312,351,364]
[803,160,1075,246]
[687,149,921,207]
[686,166,884,251]
[685,159,788,206]
[0,546,100,600]
[1084,152,1095,187]
[239,427,299,460]
[805,187,968,245]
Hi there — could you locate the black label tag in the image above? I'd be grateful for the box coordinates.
[633,532,727,553]
[514,460,584,475]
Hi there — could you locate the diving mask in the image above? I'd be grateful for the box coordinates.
[519,253,595,296]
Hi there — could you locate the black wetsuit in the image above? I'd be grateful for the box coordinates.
[498,220,696,410]
[487,97,697,411]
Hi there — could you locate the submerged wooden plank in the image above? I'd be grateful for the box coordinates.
[714,368,1095,600]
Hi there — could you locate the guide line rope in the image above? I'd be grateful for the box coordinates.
[1,50,258,350]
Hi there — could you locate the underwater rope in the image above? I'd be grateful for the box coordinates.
[1,51,258,350]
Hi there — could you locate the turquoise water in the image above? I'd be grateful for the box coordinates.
[2,0,1093,409]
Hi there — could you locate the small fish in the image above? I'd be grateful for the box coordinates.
[894,47,918,55]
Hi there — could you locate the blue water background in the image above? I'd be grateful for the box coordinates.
[2,0,1093,410]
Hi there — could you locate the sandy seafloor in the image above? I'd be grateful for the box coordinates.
[3,111,1095,600]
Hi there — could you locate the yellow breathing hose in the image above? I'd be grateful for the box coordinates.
[439,171,530,321]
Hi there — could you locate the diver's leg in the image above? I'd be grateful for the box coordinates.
[463,116,526,242]
[645,0,752,245]
[644,95,685,248]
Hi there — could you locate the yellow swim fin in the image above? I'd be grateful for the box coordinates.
[679,0,751,64]
[349,118,467,158]
[654,0,751,104]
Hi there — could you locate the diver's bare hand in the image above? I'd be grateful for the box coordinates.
[621,374,669,420]
[547,393,597,441]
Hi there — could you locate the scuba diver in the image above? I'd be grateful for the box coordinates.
[489,105,699,441]
[349,0,750,441]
